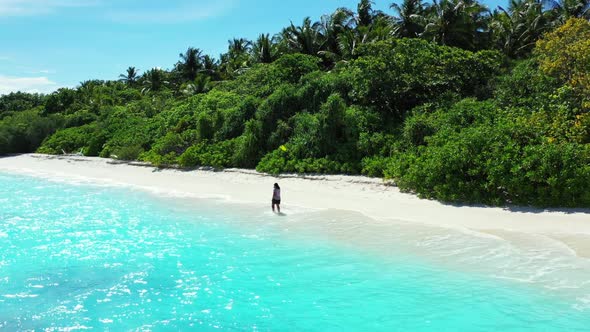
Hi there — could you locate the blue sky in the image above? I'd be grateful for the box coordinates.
[0,0,505,95]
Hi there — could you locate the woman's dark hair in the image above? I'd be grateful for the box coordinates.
[274,183,280,189]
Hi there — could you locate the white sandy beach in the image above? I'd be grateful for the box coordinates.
[1,154,588,230]
[1,153,590,256]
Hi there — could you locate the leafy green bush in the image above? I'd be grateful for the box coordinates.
[256,147,359,175]
[494,59,557,109]
[0,92,45,118]
[402,114,436,147]
[386,102,590,207]
[492,143,590,207]
[178,139,237,169]
[361,156,391,178]
[215,96,258,141]
[112,145,144,161]
[346,39,502,118]
[255,84,301,137]
[297,71,350,113]
[387,125,504,203]
[0,110,63,154]
[97,109,155,158]
[140,149,177,167]
[37,124,96,155]
[85,130,109,156]
[234,120,264,168]
[273,54,321,84]
[64,110,98,128]
[43,88,78,114]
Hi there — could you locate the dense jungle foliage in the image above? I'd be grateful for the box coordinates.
[1,0,589,207]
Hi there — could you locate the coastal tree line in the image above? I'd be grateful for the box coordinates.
[0,0,589,207]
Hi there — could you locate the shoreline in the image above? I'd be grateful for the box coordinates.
[1,154,589,238]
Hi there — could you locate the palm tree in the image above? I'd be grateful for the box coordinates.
[364,12,395,41]
[182,74,212,96]
[325,5,392,61]
[281,17,325,55]
[315,8,356,61]
[228,38,252,56]
[251,33,278,63]
[336,29,360,59]
[545,0,590,25]
[391,0,427,38]
[490,0,549,57]
[77,80,103,107]
[220,38,253,77]
[119,67,140,85]
[178,47,203,82]
[422,0,489,50]
[141,68,168,93]
[200,55,220,80]
[357,0,376,27]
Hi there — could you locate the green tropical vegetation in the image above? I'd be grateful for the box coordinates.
[1,0,589,207]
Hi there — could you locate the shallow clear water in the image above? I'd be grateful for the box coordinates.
[1,172,590,331]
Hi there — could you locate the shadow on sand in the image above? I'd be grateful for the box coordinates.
[440,201,590,215]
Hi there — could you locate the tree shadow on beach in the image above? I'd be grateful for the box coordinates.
[440,200,590,215]
[501,205,590,215]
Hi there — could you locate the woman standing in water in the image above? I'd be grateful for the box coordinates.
[272,183,281,213]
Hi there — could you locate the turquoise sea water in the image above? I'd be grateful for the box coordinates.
[1,172,590,331]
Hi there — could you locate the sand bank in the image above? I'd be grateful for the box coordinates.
[0,154,588,238]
